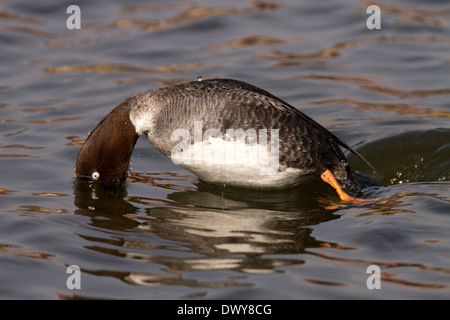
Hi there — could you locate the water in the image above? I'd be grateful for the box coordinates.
[1,0,449,300]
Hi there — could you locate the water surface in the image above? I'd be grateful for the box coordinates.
[0,0,449,299]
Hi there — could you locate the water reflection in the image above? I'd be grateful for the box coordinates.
[71,163,449,292]
[73,180,140,231]
[73,178,341,284]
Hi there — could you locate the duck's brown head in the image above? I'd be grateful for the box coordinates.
[75,99,139,182]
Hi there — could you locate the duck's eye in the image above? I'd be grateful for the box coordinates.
[91,171,100,181]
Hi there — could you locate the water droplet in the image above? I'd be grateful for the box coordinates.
[197,75,203,81]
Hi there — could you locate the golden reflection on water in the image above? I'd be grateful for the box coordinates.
[20,205,67,214]
[127,171,194,192]
[25,117,83,124]
[120,1,194,13]
[43,1,282,49]
[4,25,59,38]
[0,9,43,24]
[312,98,450,120]
[2,144,44,150]
[0,243,55,260]
[359,86,450,100]
[374,2,449,27]
[308,249,450,290]
[382,276,448,290]
[65,136,84,146]
[21,107,58,113]
[204,35,284,50]
[116,76,199,86]
[0,154,36,158]
[255,32,450,74]
[32,192,69,197]
[0,117,83,124]
[72,177,334,279]
[254,39,362,67]
[43,61,203,75]
[0,188,15,195]
[43,61,210,87]
[112,1,284,33]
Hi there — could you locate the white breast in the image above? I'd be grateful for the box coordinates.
[169,134,306,189]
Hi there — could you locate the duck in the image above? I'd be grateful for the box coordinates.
[75,78,375,202]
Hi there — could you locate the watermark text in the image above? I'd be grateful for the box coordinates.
[366,5,381,30]
[66,265,81,290]
[171,121,280,175]
[366,264,381,289]
[66,5,81,30]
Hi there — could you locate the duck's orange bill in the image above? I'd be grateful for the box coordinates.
[320,169,366,203]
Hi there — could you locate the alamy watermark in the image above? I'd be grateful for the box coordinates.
[366,5,381,30]
[66,4,381,31]
[66,265,81,290]
[170,121,280,175]
[366,264,381,289]
[66,5,81,30]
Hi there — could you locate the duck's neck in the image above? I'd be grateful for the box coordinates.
[75,99,139,181]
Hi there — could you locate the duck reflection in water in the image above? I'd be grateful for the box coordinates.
[72,176,342,284]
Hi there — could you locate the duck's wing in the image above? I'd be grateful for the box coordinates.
[206,78,377,172]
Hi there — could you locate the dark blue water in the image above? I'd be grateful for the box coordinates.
[0,0,449,299]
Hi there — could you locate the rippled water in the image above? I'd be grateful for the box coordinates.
[1,0,449,299]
